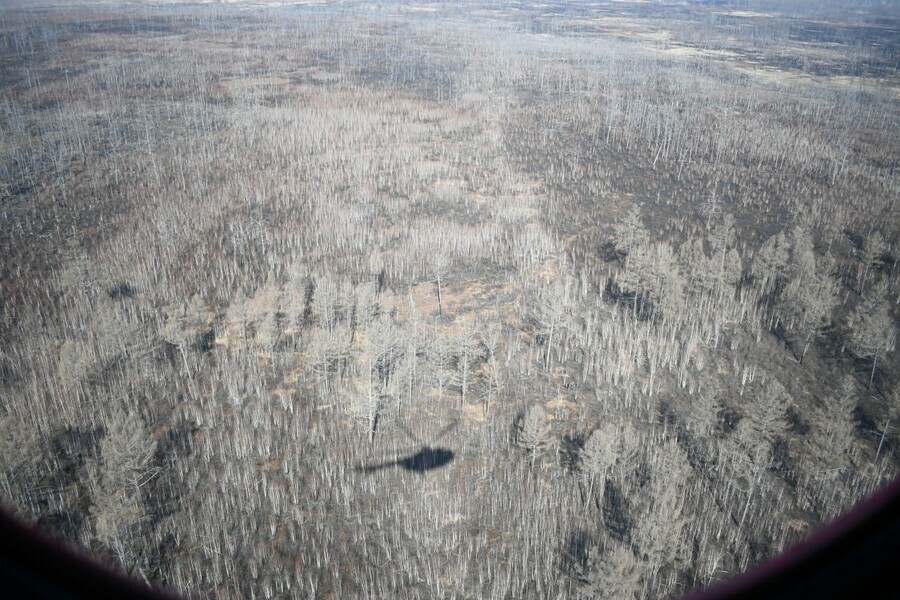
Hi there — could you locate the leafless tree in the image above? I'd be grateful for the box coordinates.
[780,248,840,364]
[613,206,648,261]
[88,407,158,573]
[859,231,886,294]
[430,253,449,318]
[848,287,898,389]
[576,543,642,599]
[452,325,480,408]
[536,276,573,371]
[580,425,616,510]
[752,231,790,298]
[516,404,552,469]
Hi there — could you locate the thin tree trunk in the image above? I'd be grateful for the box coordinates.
[875,419,891,462]
[436,278,443,317]
[800,333,812,365]
[545,326,554,372]
[584,473,595,511]
[869,348,878,389]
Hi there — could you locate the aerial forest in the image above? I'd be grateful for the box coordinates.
[0,1,898,598]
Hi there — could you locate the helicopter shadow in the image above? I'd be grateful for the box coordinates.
[357,420,457,475]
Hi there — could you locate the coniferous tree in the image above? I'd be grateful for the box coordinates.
[581,425,617,510]
[516,405,552,469]
[89,407,158,571]
[848,289,897,389]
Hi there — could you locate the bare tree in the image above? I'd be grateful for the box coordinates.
[349,280,380,342]
[848,289,898,389]
[613,206,648,260]
[429,253,449,318]
[576,543,642,599]
[536,277,572,371]
[747,379,790,446]
[428,329,453,402]
[630,440,692,594]
[619,240,685,323]
[479,322,503,416]
[88,407,158,573]
[453,324,480,408]
[780,250,840,364]
[349,315,398,443]
[396,309,421,417]
[312,275,340,335]
[613,421,644,488]
[580,425,617,510]
[159,296,205,375]
[515,405,552,469]
[859,230,886,294]
[752,231,790,297]
[827,376,858,461]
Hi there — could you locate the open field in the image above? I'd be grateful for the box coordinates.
[1,1,898,598]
